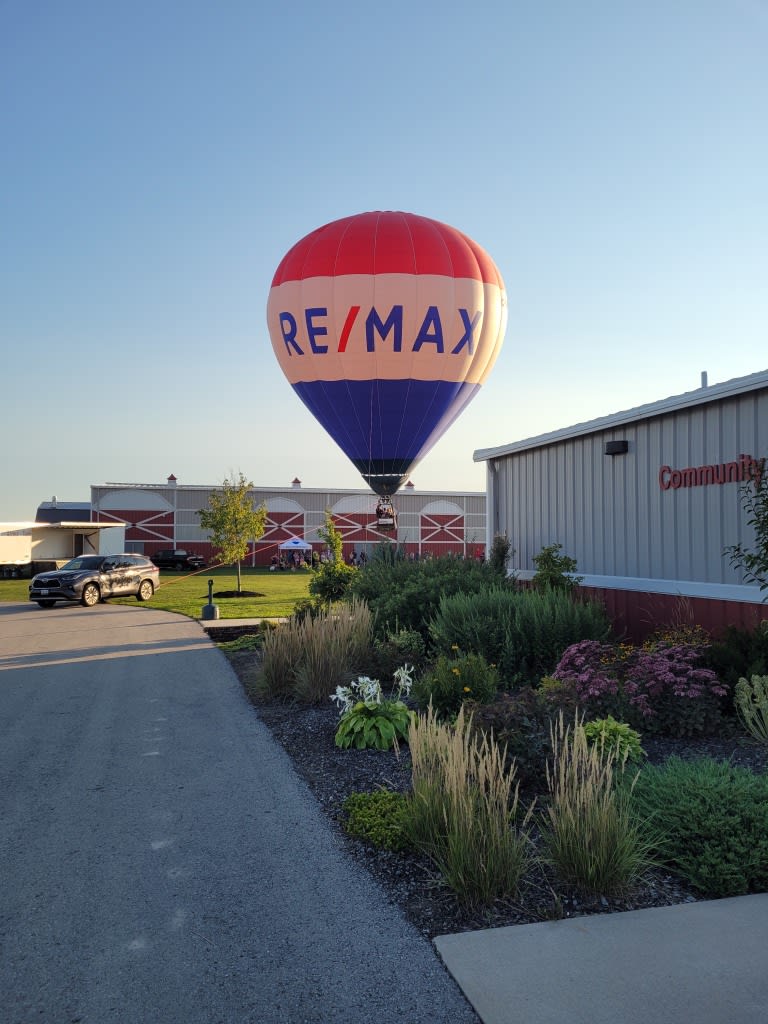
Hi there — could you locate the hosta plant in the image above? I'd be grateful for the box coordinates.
[331,666,415,750]
[583,715,645,764]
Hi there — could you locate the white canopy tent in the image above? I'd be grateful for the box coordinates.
[279,536,312,551]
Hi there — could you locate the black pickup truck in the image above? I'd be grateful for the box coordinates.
[151,549,206,570]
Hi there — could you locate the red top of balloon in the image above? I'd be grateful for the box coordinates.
[271,211,502,286]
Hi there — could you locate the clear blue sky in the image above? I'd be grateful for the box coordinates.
[2,0,766,521]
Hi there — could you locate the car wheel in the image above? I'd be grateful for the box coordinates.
[137,580,154,602]
[81,583,101,607]
[175,562,184,571]
[36,600,56,608]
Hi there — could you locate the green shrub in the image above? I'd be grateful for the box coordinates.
[407,704,531,909]
[583,716,645,764]
[368,627,428,680]
[488,533,514,578]
[704,622,768,705]
[413,652,499,718]
[540,712,657,895]
[308,559,358,604]
[291,596,322,622]
[216,631,266,652]
[531,543,583,593]
[630,757,768,897]
[734,674,768,743]
[467,688,552,789]
[537,674,581,718]
[343,790,411,851]
[430,587,612,686]
[502,589,612,684]
[429,587,518,668]
[346,554,503,641]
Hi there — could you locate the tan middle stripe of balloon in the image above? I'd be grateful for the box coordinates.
[267,274,507,386]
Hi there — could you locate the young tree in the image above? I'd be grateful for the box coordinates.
[317,508,344,563]
[197,473,267,594]
[309,509,356,605]
[725,459,768,597]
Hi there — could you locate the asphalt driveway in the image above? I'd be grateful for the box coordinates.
[0,602,478,1024]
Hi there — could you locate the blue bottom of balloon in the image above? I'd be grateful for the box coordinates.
[291,378,480,475]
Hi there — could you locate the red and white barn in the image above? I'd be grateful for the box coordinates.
[90,477,486,566]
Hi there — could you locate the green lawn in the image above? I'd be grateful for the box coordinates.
[0,566,311,620]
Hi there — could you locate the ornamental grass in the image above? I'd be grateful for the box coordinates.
[539,711,657,896]
[260,597,372,703]
[406,703,532,909]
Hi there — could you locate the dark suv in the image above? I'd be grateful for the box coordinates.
[29,554,160,608]
[151,549,206,570]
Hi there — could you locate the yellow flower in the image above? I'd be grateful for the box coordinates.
[451,667,460,676]
[451,644,459,651]
[463,686,471,693]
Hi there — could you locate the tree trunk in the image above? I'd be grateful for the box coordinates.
[236,559,242,594]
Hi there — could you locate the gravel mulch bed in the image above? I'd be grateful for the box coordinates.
[226,650,768,940]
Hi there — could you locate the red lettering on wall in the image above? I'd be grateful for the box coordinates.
[659,454,764,490]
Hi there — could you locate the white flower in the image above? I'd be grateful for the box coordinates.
[330,685,354,714]
[355,676,382,705]
[393,664,414,698]
[331,676,383,715]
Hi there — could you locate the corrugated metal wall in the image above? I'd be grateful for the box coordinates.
[491,387,767,589]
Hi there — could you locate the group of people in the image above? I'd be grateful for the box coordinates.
[270,548,369,571]
[269,552,310,571]
[268,548,372,570]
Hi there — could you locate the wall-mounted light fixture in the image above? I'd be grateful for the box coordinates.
[604,440,629,456]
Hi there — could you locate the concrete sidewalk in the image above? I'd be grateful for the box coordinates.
[435,894,768,1024]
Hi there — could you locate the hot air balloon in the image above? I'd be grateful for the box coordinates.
[266,211,507,525]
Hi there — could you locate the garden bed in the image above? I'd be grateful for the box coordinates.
[228,648,768,938]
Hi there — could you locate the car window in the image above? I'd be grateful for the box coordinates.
[62,556,105,571]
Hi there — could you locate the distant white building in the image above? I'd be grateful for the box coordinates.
[475,369,768,639]
[0,520,126,575]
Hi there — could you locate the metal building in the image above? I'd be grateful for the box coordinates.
[475,369,768,639]
[90,477,486,566]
